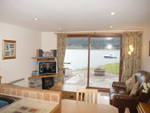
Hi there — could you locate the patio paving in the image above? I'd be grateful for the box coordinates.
[64,69,119,88]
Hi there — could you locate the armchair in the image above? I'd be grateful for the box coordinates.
[110,71,150,113]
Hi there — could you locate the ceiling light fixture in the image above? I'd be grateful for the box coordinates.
[110,26,113,28]
[58,28,62,30]
[110,12,116,16]
[34,18,38,21]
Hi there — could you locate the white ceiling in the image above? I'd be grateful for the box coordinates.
[0,0,150,32]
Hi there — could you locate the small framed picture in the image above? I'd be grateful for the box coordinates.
[5,43,9,50]
[10,43,14,48]
[11,49,14,56]
[3,40,16,60]
[5,51,10,56]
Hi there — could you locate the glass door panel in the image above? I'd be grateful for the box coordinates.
[64,37,88,87]
[89,37,121,88]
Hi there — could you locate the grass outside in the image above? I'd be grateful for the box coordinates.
[100,63,119,74]
[78,63,119,74]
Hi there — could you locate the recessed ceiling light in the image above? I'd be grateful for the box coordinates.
[34,18,38,21]
[110,12,116,16]
[58,28,62,30]
[110,26,113,28]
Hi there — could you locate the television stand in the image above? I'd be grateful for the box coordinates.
[41,73,55,76]
[31,50,58,89]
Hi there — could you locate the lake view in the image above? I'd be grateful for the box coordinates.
[64,49,120,70]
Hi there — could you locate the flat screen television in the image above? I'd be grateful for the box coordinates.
[39,62,56,75]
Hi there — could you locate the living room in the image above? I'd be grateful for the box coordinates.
[0,0,150,113]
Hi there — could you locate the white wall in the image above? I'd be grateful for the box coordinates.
[41,32,57,51]
[0,22,41,86]
[141,26,150,72]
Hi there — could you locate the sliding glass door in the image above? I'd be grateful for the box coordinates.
[64,35,122,90]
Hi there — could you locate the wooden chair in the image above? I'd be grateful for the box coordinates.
[76,88,98,103]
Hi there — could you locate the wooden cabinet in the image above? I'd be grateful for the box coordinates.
[50,84,85,100]
[137,102,150,113]
[62,91,76,100]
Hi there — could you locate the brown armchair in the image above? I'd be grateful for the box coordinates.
[110,71,150,113]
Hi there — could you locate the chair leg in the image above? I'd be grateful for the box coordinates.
[118,108,125,113]
[129,107,138,113]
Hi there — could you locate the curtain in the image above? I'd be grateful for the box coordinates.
[121,32,142,82]
[57,33,67,83]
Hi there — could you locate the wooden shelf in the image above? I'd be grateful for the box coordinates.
[32,57,56,61]
[28,74,57,79]
[32,57,56,59]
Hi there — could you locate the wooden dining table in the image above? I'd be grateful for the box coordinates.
[61,99,118,113]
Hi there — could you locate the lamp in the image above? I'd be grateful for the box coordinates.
[128,51,132,55]
[128,45,134,55]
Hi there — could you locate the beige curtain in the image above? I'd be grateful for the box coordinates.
[121,32,142,82]
[57,33,67,83]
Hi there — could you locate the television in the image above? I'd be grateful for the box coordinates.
[39,62,56,75]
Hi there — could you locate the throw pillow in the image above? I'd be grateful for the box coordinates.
[125,76,136,93]
[130,81,140,96]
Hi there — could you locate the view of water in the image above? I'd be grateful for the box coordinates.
[64,49,120,70]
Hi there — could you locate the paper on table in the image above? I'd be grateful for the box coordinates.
[1,104,47,113]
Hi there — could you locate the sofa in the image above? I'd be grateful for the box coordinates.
[110,71,150,113]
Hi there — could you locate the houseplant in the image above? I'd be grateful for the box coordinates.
[142,82,150,94]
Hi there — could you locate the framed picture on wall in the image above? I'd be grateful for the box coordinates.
[2,40,16,60]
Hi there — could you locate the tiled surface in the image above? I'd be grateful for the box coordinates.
[10,88,17,96]
[36,92,43,100]
[43,93,50,101]
[17,89,22,96]
[51,94,59,102]
[0,84,61,103]
[0,87,4,93]
[23,90,29,97]
[4,88,10,94]
[29,91,36,99]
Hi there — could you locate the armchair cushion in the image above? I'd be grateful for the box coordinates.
[130,81,140,96]
[110,87,128,105]
[112,81,126,89]
[125,75,136,93]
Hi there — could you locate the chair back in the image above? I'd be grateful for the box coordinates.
[76,88,98,103]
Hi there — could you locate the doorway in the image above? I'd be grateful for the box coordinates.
[64,34,122,91]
